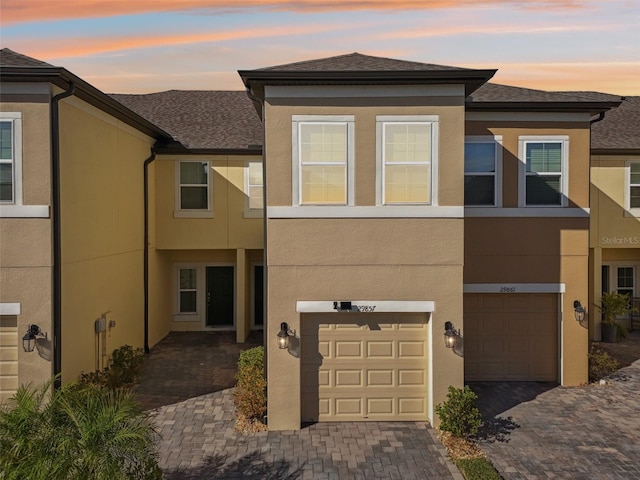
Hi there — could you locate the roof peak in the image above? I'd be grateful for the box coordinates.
[0,48,54,67]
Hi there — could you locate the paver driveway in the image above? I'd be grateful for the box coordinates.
[154,388,462,479]
[470,360,640,479]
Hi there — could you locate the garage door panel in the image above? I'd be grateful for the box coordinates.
[465,293,558,382]
[367,341,394,358]
[301,313,428,422]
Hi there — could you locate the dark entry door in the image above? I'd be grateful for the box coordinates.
[254,265,263,327]
[206,266,234,327]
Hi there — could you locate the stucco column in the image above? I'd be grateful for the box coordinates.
[236,248,247,343]
[591,247,602,341]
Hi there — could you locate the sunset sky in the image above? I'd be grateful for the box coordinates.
[1,0,638,95]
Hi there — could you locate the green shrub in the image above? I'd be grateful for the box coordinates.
[0,379,160,480]
[435,386,482,438]
[588,346,620,383]
[233,346,266,421]
[80,344,145,389]
[455,458,501,480]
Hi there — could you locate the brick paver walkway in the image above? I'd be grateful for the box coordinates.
[154,388,461,479]
[470,357,640,478]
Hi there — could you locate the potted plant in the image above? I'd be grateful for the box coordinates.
[596,292,632,343]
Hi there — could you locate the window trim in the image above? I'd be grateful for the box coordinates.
[625,160,640,216]
[244,160,264,218]
[291,115,355,207]
[518,136,569,207]
[177,267,198,315]
[174,264,201,321]
[464,135,503,207]
[174,160,213,218]
[376,115,439,206]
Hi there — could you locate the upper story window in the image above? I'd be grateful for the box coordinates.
[627,161,640,215]
[292,116,354,206]
[175,160,213,218]
[0,113,22,205]
[518,136,569,207]
[377,116,438,205]
[464,136,502,207]
[244,161,263,217]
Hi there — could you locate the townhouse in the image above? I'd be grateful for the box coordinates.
[1,49,635,429]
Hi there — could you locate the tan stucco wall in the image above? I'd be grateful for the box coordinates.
[58,98,157,382]
[466,122,591,208]
[589,153,640,340]
[265,99,465,207]
[0,100,53,394]
[263,92,466,429]
[155,155,263,250]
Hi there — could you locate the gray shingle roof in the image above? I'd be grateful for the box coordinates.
[0,48,53,67]
[255,52,469,72]
[590,96,640,151]
[110,90,262,151]
[469,83,614,103]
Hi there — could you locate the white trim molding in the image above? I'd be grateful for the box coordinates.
[296,300,435,313]
[518,135,569,208]
[0,303,21,315]
[174,160,214,218]
[463,283,566,294]
[464,207,589,217]
[267,205,464,218]
[624,160,640,217]
[0,204,50,218]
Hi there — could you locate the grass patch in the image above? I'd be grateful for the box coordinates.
[455,457,501,480]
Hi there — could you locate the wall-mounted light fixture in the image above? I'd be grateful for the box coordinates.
[444,321,458,349]
[277,322,294,349]
[573,300,586,323]
[22,324,47,353]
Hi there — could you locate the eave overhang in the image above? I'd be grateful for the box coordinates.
[591,148,640,156]
[0,66,175,144]
[465,100,622,116]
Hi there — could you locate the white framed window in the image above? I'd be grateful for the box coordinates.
[0,113,22,205]
[376,116,438,205]
[518,136,569,207]
[244,161,263,218]
[617,266,635,299]
[292,115,354,206]
[178,268,197,314]
[464,136,502,207]
[626,161,640,215]
[174,160,213,218]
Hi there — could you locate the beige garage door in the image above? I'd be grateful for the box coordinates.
[464,294,558,382]
[301,313,428,423]
[0,316,19,403]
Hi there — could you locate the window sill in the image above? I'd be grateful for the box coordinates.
[243,209,264,219]
[173,210,214,219]
[624,209,640,218]
[173,314,201,322]
[267,205,464,218]
[0,204,50,218]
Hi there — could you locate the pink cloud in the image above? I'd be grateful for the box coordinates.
[1,0,597,25]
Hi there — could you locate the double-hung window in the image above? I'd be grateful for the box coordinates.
[627,161,640,214]
[377,116,438,205]
[464,136,502,206]
[178,268,197,314]
[293,116,354,205]
[175,160,212,217]
[519,136,568,207]
[0,113,21,205]
[617,266,635,299]
[244,161,264,217]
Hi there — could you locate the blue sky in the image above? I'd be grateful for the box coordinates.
[1,0,638,94]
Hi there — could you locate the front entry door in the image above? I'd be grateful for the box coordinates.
[206,266,234,327]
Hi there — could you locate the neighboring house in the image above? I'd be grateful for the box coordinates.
[1,49,634,430]
[588,95,640,336]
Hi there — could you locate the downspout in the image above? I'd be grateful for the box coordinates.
[51,82,75,388]
[245,87,267,389]
[143,149,156,354]
[590,112,605,124]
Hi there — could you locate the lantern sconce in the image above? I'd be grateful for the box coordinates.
[444,321,459,349]
[22,324,47,353]
[277,322,295,349]
[573,300,586,323]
